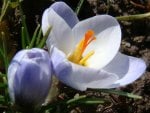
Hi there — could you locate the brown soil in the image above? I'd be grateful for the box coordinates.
[0,0,150,113]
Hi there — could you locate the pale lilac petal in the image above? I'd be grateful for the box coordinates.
[72,15,121,69]
[10,49,28,63]
[103,53,146,88]
[103,52,129,79]
[42,9,74,54]
[8,48,52,107]
[50,2,79,28]
[51,47,119,91]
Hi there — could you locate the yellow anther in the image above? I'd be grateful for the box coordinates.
[79,50,95,65]
[68,29,96,65]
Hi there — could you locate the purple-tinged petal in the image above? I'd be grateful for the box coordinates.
[103,53,146,88]
[42,8,74,54]
[103,52,129,78]
[7,48,52,109]
[51,47,119,91]
[50,2,79,28]
[14,61,49,106]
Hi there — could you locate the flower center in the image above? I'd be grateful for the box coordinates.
[68,30,96,66]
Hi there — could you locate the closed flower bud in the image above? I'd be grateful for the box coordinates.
[7,48,52,111]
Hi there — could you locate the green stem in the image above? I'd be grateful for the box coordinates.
[19,2,30,44]
[94,89,142,99]
[39,95,86,112]
[21,27,26,49]
[38,27,52,48]
[35,27,42,46]
[106,0,110,14]
[75,0,85,15]
[66,95,86,104]
[0,0,10,22]
[1,32,9,72]
[116,12,150,21]
[28,24,40,48]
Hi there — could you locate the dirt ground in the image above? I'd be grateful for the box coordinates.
[1,0,150,113]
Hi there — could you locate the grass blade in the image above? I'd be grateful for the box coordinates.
[1,32,9,72]
[21,27,26,49]
[0,0,10,22]
[37,26,52,48]
[0,72,6,77]
[0,83,7,88]
[75,0,85,15]
[36,27,42,46]
[19,2,30,44]
[66,95,86,104]
[28,24,40,48]
[96,89,142,99]
[21,15,30,45]
[0,95,5,102]
[72,98,105,105]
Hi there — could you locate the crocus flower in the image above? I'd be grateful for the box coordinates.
[7,48,52,110]
[42,2,146,91]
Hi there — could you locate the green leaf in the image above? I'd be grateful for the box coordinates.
[0,32,9,72]
[0,0,10,22]
[28,24,40,48]
[37,26,52,48]
[0,95,5,102]
[0,72,6,77]
[21,15,30,45]
[10,2,19,8]
[0,47,4,58]
[96,89,142,99]
[0,83,7,88]
[19,1,30,46]
[36,27,42,46]
[73,98,105,104]
[66,95,86,104]
[21,27,26,49]
[75,0,85,15]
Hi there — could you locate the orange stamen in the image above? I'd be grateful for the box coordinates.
[81,30,96,54]
[67,29,96,64]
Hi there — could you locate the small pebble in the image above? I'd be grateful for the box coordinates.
[133,36,145,43]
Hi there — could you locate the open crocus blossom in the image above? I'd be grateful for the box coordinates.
[7,48,52,110]
[42,2,146,91]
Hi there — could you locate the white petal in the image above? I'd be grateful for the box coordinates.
[42,9,51,35]
[51,47,118,91]
[42,9,74,54]
[72,15,121,69]
[8,62,19,102]
[103,52,129,79]
[104,53,146,88]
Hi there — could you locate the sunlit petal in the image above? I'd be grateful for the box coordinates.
[51,47,119,91]
[72,15,121,69]
[42,1,146,91]
[103,52,129,78]
[104,54,146,88]
[42,9,74,54]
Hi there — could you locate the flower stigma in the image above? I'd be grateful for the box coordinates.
[68,30,96,66]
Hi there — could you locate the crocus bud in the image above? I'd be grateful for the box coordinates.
[7,48,52,111]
